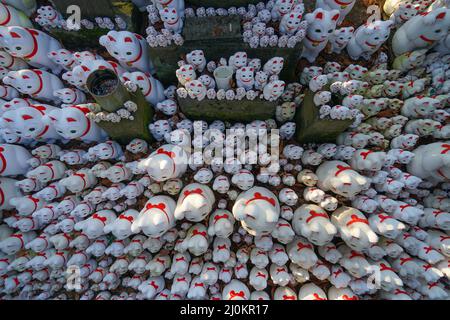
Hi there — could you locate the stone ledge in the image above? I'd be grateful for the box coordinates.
[178,97,277,122]
[294,89,353,144]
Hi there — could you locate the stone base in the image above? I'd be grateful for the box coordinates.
[96,90,154,144]
[149,16,299,86]
[294,90,352,144]
[178,97,277,122]
[49,1,143,50]
[186,0,261,8]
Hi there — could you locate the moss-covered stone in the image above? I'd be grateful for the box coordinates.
[178,97,276,122]
[52,0,129,19]
[96,89,154,144]
[149,15,299,85]
[49,1,143,50]
[49,28,108,50]
[186,0,260,8]
[294,89,352,144]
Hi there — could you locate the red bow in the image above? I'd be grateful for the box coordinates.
[394,289,408,295]
[43,163,55,179]
[335,165,352,176]
[146,202,166,211]
[194,283,204,288]
[12,277,20,286]
[283,295,296,300]
[119,215,134,222]
[428,282,438,289]
[217,245,227,251]
[92,213,107,225]
[349,251,364,259]
[276,268,285,274]
[346,214,368,226]
[27,196,40,212]
[156,148,176,174]
[333,269,342,277]
[441,144,450,154]
[423,246,433,254]
[229,290,245,299]
[378,214,391,223]
[342,295,358,300]
[433,210,444,217]
[192,230,207,238]
[149,281,159,290]
[207,267,216,271]
[177,277,187,282]
[156,258,166,265]
[256,272,266,278]
[306,210,329,223]
[400,257,412,265]
[157,148,175,158]
[399,204,411,211]
[235,265,244,271]
[74,172,87,190]
[245,192,275,206]
[379,263,395,272]
[62,233,71,242]
[175,257,185,262]
[423,264,432,271]
[296,242,312,252]
[184,188,203,197]
[145,202,169,223]
[312,293,326,300]
[360,150,373,160]
[214,213,228,223]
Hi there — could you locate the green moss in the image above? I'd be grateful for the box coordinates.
[50,28,108,50]
[149,15,299,86]
[178,97,276,122]
[49,1,143,49]
[186,0,260,8]
[96,90,154,144]
[294,89,352,144]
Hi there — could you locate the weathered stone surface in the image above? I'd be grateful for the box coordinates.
[53,0,122,19]
[149,16,299,85]
[294,90,352,144]
[50,28,108,50]
[178,97,276,122]
[183,15,242,41]
[186,0,260,8]
[96,89,154,144]
[49,1,142,50]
